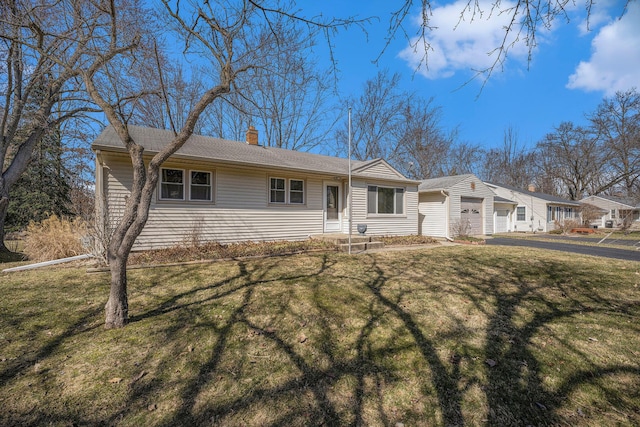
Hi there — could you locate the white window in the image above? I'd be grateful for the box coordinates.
[269,177,304,204]
[160,168,185,200]
[367,186,404,215]
[270,177,286,203]
[190,171,212,201]
[289,179,304,204]
[611,209,616,219]
[517,206,526,221]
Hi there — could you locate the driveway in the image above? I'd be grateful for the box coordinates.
[487,237,640,262]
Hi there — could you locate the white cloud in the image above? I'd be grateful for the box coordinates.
[398,0,533,79]
[567,1,640,95]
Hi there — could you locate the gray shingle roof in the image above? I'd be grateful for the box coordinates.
[92,125,415,183]
[494,196,518,204]
[583,194,639,208]
[485,181,581,206]
[418,174,475,191]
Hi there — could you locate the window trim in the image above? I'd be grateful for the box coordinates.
[269,177,286,204]
[268,176,306,205]
[367,185,405,216]
[159,167,186,201]
[289,179,305,204]
[189,170,213,202]
[516,206,526,221]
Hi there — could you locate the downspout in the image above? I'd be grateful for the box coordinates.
[441,190,454,241]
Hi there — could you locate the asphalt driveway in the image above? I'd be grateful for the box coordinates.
[487,237,640,262]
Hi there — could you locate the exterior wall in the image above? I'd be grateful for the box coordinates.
[490,186,550,232]
[100,153,328,250]
[489,186,581,232]
[358,161,404,180]
[418,175,494,237]
[418,192,448,237]
[581,195,639,227]
[98,152,418,250]
[348,179,419,236]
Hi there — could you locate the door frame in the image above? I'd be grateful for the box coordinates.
[323,181,342,233]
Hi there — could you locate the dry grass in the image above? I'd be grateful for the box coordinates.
[22,215,87,262]
[128,239,339,266]
[1,246,639,426]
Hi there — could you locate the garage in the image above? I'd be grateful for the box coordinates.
[461,197,483,235]
[418,174,495,238]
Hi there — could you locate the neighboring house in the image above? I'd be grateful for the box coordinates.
[93,125,419,250]
[485,182,581,233]
[418,174,495,238]
[580,195,640,228]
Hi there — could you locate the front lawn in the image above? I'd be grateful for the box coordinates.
[1,246,639,426]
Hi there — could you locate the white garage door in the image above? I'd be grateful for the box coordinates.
[495,209,509,233]
[461,197,483,235]
[419,193,447,237]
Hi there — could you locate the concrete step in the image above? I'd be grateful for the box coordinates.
[338,241,385,252]
[316,235,372,245]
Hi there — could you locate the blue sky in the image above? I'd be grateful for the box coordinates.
[302,0,640,150]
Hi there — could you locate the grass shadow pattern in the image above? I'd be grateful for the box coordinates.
[0,247,639,425]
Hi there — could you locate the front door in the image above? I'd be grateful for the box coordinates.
[324,183,341,232]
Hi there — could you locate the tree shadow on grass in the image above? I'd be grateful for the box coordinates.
[115,250,639,426]
[448,251,640,425]
[6,249,638,426]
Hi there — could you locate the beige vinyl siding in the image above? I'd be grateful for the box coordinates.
[489,186,557,232]
[418,175,494,237]
[100,153,327,250]
[447,176,494,235]
[357,161,405,181]
[349,179,418,236]
[418,192,447,237]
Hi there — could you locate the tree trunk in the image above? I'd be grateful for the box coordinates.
[0,190,10,253]
[105,256,129,328]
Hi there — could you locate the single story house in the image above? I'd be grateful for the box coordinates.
[485,182,581,233]
[580,195,640,228]
[418,174,495,238]
[93,125,419,250]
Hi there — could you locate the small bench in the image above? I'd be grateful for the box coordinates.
[571,228,596,235]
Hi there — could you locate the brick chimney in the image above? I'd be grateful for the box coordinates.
[246,126,258,146]
[528,183,536,192]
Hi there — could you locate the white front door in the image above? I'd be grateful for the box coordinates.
[324,183,341,232]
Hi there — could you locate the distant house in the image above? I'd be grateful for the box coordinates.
[418,174,495,238]
[92,125,419,250]
[485,182,581,233]
[580,195,640,228]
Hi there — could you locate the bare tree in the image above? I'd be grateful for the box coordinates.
[237,38,336,151]
[536,122,608,200]
[480,126,537,188]
[335,70,410,162]
[392,98,468,178]
[82,1,355,328]
[387,0,625,84]
[0,0,141,252]
[589,89,640,200]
